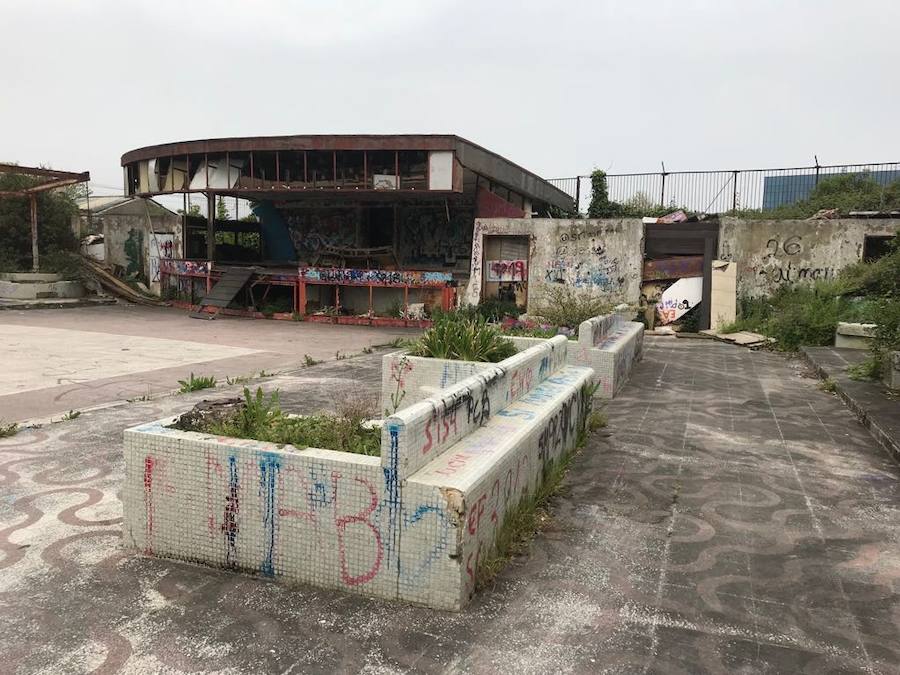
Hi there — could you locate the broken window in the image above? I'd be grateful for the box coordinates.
[252,151,278,185]
[399,151,427,190]
[280,150,306,187]
[335,150,365,189]
[368,150,397,190]
[307,151,335,188]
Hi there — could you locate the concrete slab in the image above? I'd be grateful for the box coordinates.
[803,345,900,461]
[2,339,900,672]
[0,304,417,422]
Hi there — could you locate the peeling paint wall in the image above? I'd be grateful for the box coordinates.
[101,214,183,294]
[466,218,645,311]
[719,217,900,298]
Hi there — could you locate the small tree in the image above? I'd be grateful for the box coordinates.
[216,196,230,221]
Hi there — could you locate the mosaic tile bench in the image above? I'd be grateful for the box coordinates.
[382,314,643,407]
[123,336,594,610]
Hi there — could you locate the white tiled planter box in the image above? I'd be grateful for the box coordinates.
[123,338,594,610]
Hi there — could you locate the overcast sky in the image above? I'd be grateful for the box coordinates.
[2,0,898,196]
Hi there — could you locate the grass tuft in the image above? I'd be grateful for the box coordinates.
[178,373,217,393]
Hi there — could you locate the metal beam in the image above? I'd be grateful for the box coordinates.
[0,163,89,181]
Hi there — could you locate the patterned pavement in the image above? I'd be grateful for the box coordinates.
[1,338,899,673]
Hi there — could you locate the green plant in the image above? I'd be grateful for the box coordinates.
[303,354,321,367]
[178,372,217,393]
[258,369,275,378]
[587,170,621,218]
[225,375,251,386]
[386,356,410,416]
[335,351,348,360]
[476,298,521,322]
[40,250,83,278]
[533,285,612,329]
[408,312,517,362]
[588,409,607,431]
[819,378,838,393]
[201,387,379,457]
[0,420,18,437]
[62,410,81,421]
[362,346,374,354]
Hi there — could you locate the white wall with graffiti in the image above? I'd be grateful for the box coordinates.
[465,218,645,311]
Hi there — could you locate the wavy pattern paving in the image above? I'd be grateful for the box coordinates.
[1,343,898,673]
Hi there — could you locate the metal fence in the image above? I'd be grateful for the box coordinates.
[549,161,900,215]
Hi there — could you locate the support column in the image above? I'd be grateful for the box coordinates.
[30,195,39,272]
[206,192,216,261]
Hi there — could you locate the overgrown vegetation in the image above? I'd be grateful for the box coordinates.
[408,311,517,362]
[178,372,217,393]
[721,239,900,375]
[475,297,521,322]
[739,173,900,220]
[196,387,380,456]
[533,285,613,329]
[0,172,80,272]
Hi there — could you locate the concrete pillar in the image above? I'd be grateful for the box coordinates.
[206,192,215,261]
[30,195,39,272]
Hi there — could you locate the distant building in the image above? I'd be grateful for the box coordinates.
[762,168,900,209]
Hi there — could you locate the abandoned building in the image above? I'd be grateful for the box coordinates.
[121,134,571,323]
[74,196,182,296]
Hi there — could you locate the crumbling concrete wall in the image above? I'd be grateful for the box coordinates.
[465,218,644,312]
[718,217,900,298]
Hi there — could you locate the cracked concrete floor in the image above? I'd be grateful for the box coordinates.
[2,337,900,673]
[0,304,416,422]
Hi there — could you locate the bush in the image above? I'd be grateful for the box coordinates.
[533,285,613,329]
[0,172,79,270]
[476,298,521,322]
[724,240,900,355]
[408,311,517,362]
[205,387,380,456]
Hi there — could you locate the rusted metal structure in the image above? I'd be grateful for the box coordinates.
[122,135,569,323]
[0,163,90,271]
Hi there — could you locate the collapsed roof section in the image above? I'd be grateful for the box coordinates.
[120,134,573,211]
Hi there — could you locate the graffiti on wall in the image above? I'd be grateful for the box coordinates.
[398,208,473,267]
[486,259,527,282]
[755,234,836,286]
[300,266,453,286]
[545,228,623,290]
[285,210,357,260]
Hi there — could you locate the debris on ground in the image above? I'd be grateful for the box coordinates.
[700,329,776,348]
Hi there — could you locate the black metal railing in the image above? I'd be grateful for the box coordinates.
[549,161,900,215]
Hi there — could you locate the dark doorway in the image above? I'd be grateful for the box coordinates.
[643,222,719,331]
[863,235,896,262]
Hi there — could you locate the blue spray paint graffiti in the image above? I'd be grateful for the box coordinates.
[258,452,281,576]
[382,424,401,576]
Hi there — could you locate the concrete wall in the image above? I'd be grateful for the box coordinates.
[465,217,899,309]
[719,217,900,298]
[465,218,645,312]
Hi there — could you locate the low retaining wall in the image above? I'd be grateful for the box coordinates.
[124,338,594,610]
[572,314,644,399]
[835,322,877,350]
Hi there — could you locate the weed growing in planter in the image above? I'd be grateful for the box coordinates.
[408,312,516,362]
[195,387,381,457]
[178,373,217,393]
[533,285,613,329]
[0,420,18,437]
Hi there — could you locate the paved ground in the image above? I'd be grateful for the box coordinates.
[0,304,416,422]
[2,337,900,673]
[804,346,900,461]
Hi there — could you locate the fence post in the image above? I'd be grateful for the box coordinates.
[574,176,581,215]
[731,170,739,212]
[814,155,820,187]
[659,171,667,208]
